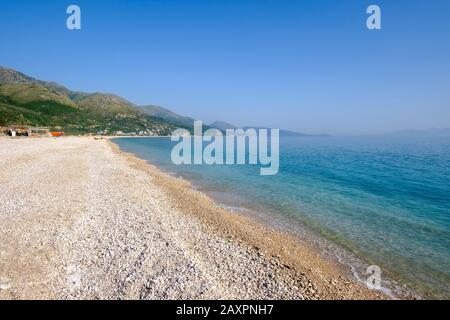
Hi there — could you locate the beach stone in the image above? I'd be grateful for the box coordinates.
[0,280,11,291]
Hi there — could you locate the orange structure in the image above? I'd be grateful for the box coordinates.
[50,132,64,137]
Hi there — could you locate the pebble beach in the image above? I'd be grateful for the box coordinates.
[0,137,384,300]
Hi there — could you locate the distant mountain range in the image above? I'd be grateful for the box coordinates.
[2,66,445,139]
[0,66,188,135]
[384,128,450,138]
[209,120,328,137]
[1,66,327,137]
[209,120,237,131]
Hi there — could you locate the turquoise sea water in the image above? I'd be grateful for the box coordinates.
[113,136,450,298]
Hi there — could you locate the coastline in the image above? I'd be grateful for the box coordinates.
[110,136,443,300]
[106,138,387,300]
[0,136,385,299]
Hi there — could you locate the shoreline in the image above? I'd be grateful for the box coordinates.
[110,136,426,300]
[183,178,416,300]
[0,136,386,299]
[106,138,387,299]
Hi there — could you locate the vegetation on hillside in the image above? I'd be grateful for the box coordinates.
[0,66,189,135]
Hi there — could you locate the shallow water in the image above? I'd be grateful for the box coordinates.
[113,135,450,299]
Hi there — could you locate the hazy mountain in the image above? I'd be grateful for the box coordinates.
[243,127,316,137]
[385,128,450,138]
[210,120,327,136]
[210,121,237,130]
[0,66,188,135]
[139,105,195,127]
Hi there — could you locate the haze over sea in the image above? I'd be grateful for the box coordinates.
[114,135,450,298]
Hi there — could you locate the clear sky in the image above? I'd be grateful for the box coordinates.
[0,0,449,134]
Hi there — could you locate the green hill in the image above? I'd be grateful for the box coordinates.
[0,66,188,135]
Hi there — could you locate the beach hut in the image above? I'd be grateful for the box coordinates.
[2,126,51,137]
[5,125,28,136]
[27,127,50,137]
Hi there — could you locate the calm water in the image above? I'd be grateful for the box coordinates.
[113,136,450,298]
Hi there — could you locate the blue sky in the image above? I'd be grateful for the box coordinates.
[0,0,449,134]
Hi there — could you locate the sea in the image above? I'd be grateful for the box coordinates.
[113,135,450,299]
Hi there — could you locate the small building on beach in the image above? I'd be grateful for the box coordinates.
[2,125,50,137]
[29,127,50,137]
[4,125,28,137]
